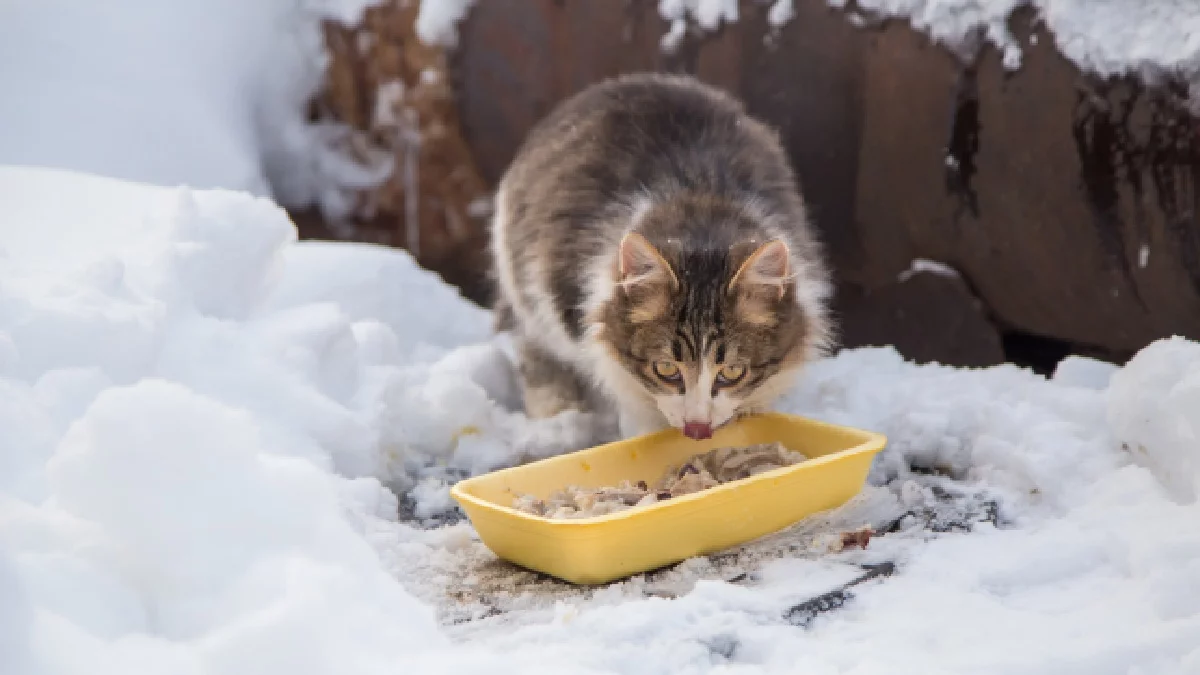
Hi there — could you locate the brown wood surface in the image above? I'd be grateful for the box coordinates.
[449,0,1200,365]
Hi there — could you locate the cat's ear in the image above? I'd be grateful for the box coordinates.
[618,232,678,290]
[617,232,677,323]
[730,239,793,325]
[731,239,792,298]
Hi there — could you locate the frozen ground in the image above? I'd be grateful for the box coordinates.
[2,165,1199,674]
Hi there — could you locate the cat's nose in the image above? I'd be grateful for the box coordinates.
[682,421,713,440]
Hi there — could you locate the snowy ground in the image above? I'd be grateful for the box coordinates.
[3,165,1199,675]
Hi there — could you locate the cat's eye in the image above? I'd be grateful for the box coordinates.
[652,360,681,381]
[717,364,746,385]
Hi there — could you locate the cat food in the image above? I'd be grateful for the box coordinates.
[511,442,805,519]
[840,526,874,549]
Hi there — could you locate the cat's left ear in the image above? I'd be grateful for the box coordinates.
[617,232,678,290]
[730,239,792,301]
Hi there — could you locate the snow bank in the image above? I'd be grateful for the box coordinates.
[264,242,491,356]
[1108,337,1200,503]
[4,164,1200,672]
[0,0,386,217]
[0,165,546,674]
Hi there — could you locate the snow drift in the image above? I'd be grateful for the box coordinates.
[0,165,528,675]
[0,0,402,217]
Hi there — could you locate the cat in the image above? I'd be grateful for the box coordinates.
[490,72,833,441]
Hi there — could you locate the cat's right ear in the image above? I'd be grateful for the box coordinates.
[617,232,677,323]
[617,232,678,291]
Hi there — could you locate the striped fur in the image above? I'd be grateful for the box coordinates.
[490,73,833,439]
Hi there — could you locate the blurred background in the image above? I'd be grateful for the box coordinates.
[4,0,1197,375]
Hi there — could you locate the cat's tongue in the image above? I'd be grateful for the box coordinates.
[683,422,713,440]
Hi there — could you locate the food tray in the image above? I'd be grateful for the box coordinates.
[450,412,887,585]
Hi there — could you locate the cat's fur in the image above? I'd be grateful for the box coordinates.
[490,73,833,440]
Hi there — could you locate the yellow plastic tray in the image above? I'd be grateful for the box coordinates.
[450,412,887,585]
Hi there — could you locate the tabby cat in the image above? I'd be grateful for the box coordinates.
[490,73,832,441]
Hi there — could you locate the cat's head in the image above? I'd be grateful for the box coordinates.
[590,226,830,440]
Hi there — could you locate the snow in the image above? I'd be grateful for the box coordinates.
[3,164,1200,673]
[836,1,1200,84]
[732,1,1200,94]
[1108,337,1200,504]
[415,0,478,48]
[264,242,491,355]
[419,347,1200,673]
[897,257,961,282]
[1052,355,1118,390]
[0,166,528,674]
[767,0,796,28]
[1038,0,1200,84]
[0,0,388,224]
[659,0,740,51]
